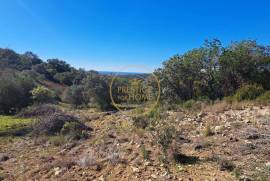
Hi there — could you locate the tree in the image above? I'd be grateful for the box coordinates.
[31,86,54,104]
[0,71,35,114]
[63,85,84,107]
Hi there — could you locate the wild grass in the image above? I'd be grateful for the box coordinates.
[0,116,32,136]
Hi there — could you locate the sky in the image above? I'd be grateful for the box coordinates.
[0,0,270,72]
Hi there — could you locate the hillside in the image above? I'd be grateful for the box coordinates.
[0,104,269,180]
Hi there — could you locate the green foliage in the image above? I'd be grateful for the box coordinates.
[0,116,32,136]
[256,91,270,102]
[155,40,270,104]
[31,86,54,104]
[234,84,265,101]
[204,125,214,137]
[63,85,85,107]
[49,135,66,146]
[0,71,35,114]
[61,121,88,140]
[157,125,176,153]
[140,145,150,160]
[182,100,196,109]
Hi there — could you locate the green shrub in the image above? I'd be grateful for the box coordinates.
[61,121,89,140]
[182,100,196,109]
[140,145,150,160]
[234,84,265,101]
[31,86,55,104]
[204,125,214,137]
[257,91,270,102]
[49,135,66,146]
[63,85,85,107]
[157,125,176,154]
[0,71,35,114]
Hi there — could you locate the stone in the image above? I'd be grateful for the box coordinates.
[214,125,224,133]
[54,167,62,176]
[131,166,140,173]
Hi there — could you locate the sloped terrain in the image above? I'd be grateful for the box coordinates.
[0,105,269,181]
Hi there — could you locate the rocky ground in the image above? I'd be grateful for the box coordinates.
[0,104,269,181]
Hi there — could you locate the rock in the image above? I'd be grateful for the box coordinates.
[151,174,157,179]
[0,153,9,162]
[265,162,270,167]
[131,166,140,173]
[144,161,151,166]
[239,175,252,181]
[54,167,62,176]
[214,125,224,133]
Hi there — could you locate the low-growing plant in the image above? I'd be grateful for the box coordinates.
[61,121,89,140]
[234,84,265,101]
[140,145,150,160]
[157,125,176,154]
[49,135,66,146]
[182,100,196,109]
[31,86,55,104]
[133,116,148,129]
[256,90,270,103]
[77,152,97,168]
[32,112,90,140]
[218,159,235,171]
[17,104,59,118]
[203,125,214,137]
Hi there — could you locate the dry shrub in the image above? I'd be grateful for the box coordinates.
[204,125,214,137]
[77,152,97,168]
[32,112,90,139]
[107,144,125,165]
[17,104,59,118]
[218,159,235,171]
[203,101,230,113]
[133,116,149,129]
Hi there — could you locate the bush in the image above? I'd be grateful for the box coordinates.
[257,91,270,102]
[0,71,35,114]
[157,125,176,154]
[63,85,85,107]
[32,112,90,138]
[17,104,59,118]
[49,135,66,146]
[133,116,149,129]
[204,125,214,137]
[234,84,265,101]
[182,100,196,109]
[31,86,55,104]
[61,121,89,140]
[218,159,235,171]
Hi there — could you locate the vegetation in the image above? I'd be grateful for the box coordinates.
[0,116,32,136]
[30,107,90,141]
[155,40,270,104]
[234,84,265,101]
[31,86,55,104]
[1,39,269,115]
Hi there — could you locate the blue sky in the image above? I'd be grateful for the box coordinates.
[0,0,270,72]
